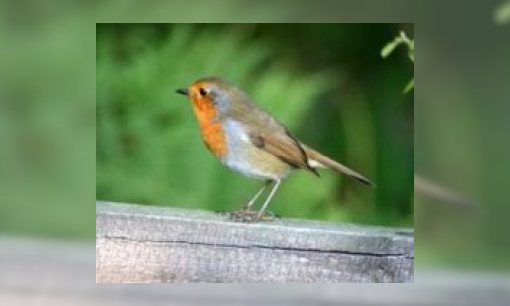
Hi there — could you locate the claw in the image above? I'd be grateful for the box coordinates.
[227,208,277,222]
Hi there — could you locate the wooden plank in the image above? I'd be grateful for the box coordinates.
[96,201,414,283]
[1,236,509,305]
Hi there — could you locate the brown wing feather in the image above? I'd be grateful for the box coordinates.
[248,131,319,176]
[226,97,319,176]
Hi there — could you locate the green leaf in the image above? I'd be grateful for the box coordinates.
[381,40,399,58]
[404,79,414,93]
[382,31,414,93]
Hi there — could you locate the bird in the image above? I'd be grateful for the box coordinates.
[176,76,373,221]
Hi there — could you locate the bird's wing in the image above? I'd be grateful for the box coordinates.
[226,97,318,176]
[247,127,319,176]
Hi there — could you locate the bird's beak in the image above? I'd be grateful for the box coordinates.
[176,88,189,96]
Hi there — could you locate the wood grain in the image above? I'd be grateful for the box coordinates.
[96,201,414,283]
[1,234,509,305]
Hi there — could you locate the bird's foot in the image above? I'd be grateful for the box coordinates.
[227,207,279,222]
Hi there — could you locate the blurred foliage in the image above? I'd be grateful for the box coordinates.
[0,5,95,239]
[382,31,414,93]
[2,0,507,274]
[494,1,510,24]
[97,24,413,226]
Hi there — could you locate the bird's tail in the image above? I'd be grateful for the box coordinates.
[304,146,374,187]
[414,175,475,208]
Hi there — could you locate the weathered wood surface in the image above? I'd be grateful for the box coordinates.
[96,201,414,283]
[1,236,510,306]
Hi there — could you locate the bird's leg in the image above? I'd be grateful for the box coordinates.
[229,180,275,222]
[256,179,281,220]
[241,180,272,211]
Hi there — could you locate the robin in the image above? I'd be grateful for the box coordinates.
[176,76,373,221]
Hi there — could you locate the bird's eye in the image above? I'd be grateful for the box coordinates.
[198,88,207,96]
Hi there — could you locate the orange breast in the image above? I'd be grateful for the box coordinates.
[192,99,227,158]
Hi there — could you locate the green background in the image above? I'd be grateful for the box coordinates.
[97,24,413,227]
[1,1,507,273]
